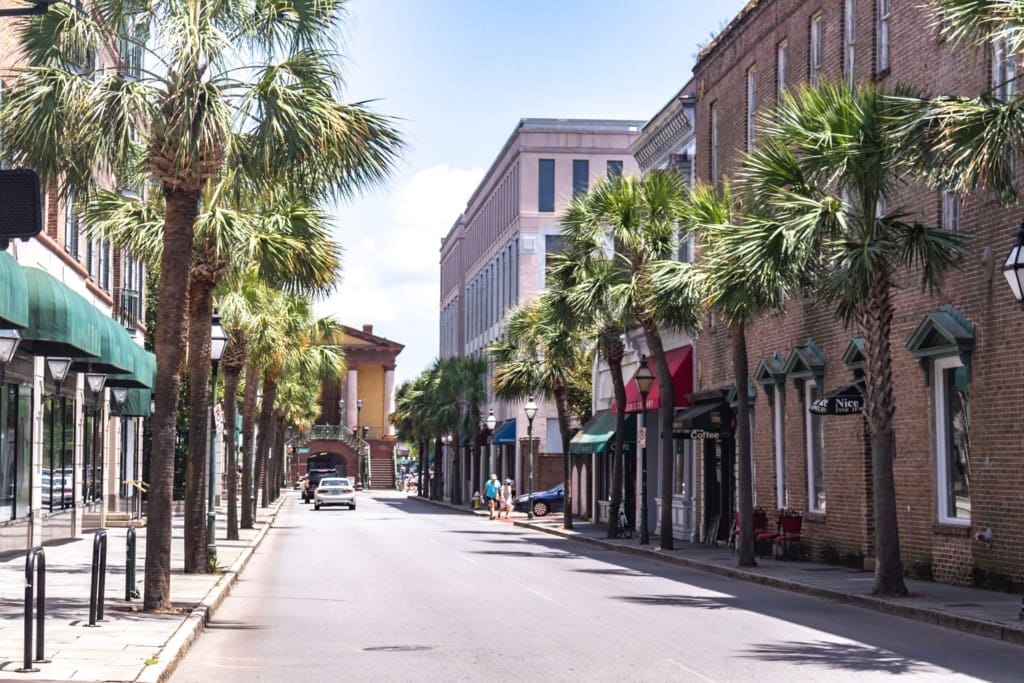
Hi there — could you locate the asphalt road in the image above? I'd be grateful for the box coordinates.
[172,491,1022,683]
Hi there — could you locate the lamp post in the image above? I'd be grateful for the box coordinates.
[524,396,538,520]
[208,312,228,562]
[112,387,128,499]
[1002,224,1024,620]
[486,409,496,488]
[85,373,106,505]
[634,355,655,545]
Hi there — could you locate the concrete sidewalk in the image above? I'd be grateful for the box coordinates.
[422,495,1024,647]
[0,496,285,682]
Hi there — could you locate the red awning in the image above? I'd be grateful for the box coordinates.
[618,346,693,414]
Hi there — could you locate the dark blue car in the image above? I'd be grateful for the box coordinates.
[513,483,564,517]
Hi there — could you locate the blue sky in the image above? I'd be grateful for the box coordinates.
[314,0,750,386]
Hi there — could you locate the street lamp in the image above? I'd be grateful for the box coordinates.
[486,408,496,489]
[208,311,228,562]
[634,355,655,545]
[0,329,20,381]
[46,356,72,397]
[111,387,128,499]
[524,396,538,520]
[1003,225,1024,620]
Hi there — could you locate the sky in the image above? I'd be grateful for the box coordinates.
[314,0,751,387]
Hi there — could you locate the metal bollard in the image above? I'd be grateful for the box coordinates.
[17,546,48,672]
[87,530,107,627]
[125,527,139,601]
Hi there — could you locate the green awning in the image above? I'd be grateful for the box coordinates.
[20,267,101,357]
[72,314,134,374]
[106,343,155,389]
[0,251,28,328]
[111,387,151,417]
[570,411,636,455]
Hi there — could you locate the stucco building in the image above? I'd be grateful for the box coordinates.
[439,118,643,505]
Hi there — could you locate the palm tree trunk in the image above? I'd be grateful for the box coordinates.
[255,372,278,509]
[144,188,198,611]
[432,436,443,500]
[731,321,756,567]
[639,315,675,550]
[221,344,242,540]
[184,275,215,574]
[553,385,574,530]
[860,281,908,596]
[418,439,426,495]
[240,358,259,528]
[605,338,627,539]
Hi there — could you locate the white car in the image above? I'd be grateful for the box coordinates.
[314,477,356,510]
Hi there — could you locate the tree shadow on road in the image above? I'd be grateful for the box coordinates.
[739,640,931,675]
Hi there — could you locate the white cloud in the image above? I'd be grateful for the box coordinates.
[316,163,484,385]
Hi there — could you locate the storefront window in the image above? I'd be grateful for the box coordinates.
[0,382,32,522]
[83,404,103,505]
[43,396,75,512]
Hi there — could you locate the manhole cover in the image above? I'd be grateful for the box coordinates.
[363,645,432,653]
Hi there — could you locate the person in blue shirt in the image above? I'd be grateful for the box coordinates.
[484,473,501,520]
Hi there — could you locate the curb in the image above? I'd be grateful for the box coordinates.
[135,497,286,683]
[415,495,1024,647]
[518,519,1024,647]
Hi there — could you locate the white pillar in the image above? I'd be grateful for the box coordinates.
[384,369,396,436]
[71,373,84,537]
[345,369,358,428]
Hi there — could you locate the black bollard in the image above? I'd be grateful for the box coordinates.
[17,546,48,672]
[87,530,107,627]
[125,527,138,601]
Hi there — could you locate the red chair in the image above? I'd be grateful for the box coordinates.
[730,508,767,552]
[756,510,803,559]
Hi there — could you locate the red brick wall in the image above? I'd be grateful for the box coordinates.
[693,0,1024,586]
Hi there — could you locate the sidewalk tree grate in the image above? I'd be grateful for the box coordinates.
[363,645,432,652]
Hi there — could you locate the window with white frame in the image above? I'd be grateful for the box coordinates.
[773,384,787,508]
[545,417,562,454]
[710,102,719,182]
[934,356,970,524]
[805,382,826,512]
[844,0,856,85]
[810,13,823,86]
[877,0,891,73]
[65,191,81,258]
[941,190,960,232]
[777,40,788,100]
[746,66,757,152]
[993,37,1018,101]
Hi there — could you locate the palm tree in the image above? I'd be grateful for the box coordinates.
[249,297,344,509]
[560,171,703,548]
[895,1,1024,205]
[490,290,591,529]
[679,181,780,567]
[737,82,966,595]
[1,0,402,609]
[557,200,637,538]
[451,356,489,503]
[83,181,341,572]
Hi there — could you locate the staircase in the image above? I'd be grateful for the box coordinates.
[369,456,394,490]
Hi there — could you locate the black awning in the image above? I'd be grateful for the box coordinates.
[809,381,864,416]
[672,402,732,440]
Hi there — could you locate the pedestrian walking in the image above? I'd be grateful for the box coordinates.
[484,473,501,519]
[500,479,514,519]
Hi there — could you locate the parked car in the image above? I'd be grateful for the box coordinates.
[41,474,74,508]
[294,474,308,490]
[301,468,338,503]
[314,477,356,511]
[513,483,564,517]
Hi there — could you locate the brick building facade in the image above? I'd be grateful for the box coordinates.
[692,0,1024,587]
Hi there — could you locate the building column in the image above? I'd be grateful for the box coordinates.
[345,369,358,429]
[384,368,396,436]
